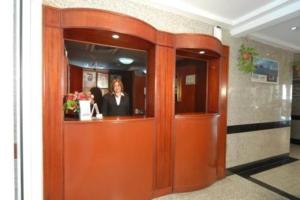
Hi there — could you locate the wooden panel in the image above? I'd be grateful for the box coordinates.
[132,74,146,113]
[174,114,219,192]
[175,64,197,113]
[69,65,83,93]
[43,7,64,200]
[61,8,157,44]
[43,6,61,27]
[175,34,223,56]
[146,46,156,117]
[217,46,229,178]
[153,45,175,196]
[64,119,154,200]
[156,31,174,47]
[175,60,207,113]
[195,65,207,112]
[207,59,220,113]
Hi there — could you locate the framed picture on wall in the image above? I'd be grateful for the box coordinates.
[251,58,279,84]
[97,72,109,88]
[83,70,96,92]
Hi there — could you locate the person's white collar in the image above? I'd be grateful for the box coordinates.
[113,92,124,97]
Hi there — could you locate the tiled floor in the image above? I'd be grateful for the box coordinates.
[290,144,300,159]
[251,161,300,198]
[154,175,288,200]
[154,144,300,200]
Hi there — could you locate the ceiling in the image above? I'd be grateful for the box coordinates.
[133,0,300,53]
[65,40,147,72]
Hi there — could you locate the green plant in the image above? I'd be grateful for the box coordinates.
[63,91,93,113]
[238,44,259,73]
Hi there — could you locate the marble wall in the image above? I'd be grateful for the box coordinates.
[226,128,290,168]
[291,54,300,140]
[43,0,295,167]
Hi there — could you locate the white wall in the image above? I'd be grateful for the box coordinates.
[21,0,43,200]
[0,1,15,199]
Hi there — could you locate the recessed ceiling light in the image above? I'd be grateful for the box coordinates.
[291,26,297,31]
[199,50,205,54]
[112,34,120,39]
[119,57,134,65]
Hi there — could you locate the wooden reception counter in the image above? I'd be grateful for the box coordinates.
[43,5,228,200]
[174,113,219,192]
[63,113,219,199]
[64,117,155,200]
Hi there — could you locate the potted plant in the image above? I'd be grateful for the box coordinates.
[63,91,93,118]
[238,44,259,73]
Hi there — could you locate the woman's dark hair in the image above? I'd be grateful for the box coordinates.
[90,87,103,112]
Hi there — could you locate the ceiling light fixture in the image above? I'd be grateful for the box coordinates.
[112,34,120,39]
[291,26,297,31]
[199,50,205,54]
[119,57,134,65]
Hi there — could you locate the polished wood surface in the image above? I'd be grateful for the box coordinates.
[43,6,229,200]
[64,119,154,200]
[69,65,83,93]
[175,60,207,113]
[61,8,157,44]
[43,6,64,200]
[173,114,219,192]
[153,46,175,196]
[207,58,220,113]
[132,74,146,112]
[175,34,223,55]
[217,46,229,178]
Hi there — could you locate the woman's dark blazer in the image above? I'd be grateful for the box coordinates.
[101,93,130,116]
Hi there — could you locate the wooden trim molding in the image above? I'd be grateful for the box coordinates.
[175,34,223,56]
[61,8,157,44]
[43,5,229,200]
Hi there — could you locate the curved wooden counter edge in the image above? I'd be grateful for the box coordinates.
[175,112,220,119]
[174,113,220,193]
[64,116,155,124]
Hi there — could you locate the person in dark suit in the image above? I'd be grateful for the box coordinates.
[90,87,103,115]
[102,79,130,116]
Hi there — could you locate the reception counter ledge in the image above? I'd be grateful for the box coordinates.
[174,113,220,192]
[63,117,155,200]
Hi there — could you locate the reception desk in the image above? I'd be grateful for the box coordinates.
[64,117,155,200]
[174,113,219,192]
[43,6,228,200]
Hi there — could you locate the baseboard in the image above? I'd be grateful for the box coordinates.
[227,153,292,176]
[291,138,300,145]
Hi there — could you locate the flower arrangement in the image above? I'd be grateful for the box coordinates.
[238,44,259,73]
[63,91,94,117]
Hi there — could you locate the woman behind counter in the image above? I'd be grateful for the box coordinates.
[102,79,130,116]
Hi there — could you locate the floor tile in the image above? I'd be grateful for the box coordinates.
[154,175,287,200]
[290,144,300,159]
[251,161,300,198]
